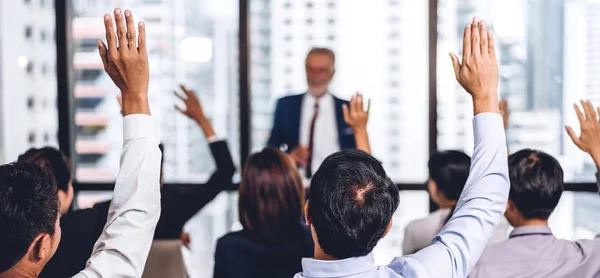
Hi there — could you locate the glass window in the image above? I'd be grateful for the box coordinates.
[436,0,600,183]
[70,0,240,183]
[0,1,58,163]
[250,0,430,183]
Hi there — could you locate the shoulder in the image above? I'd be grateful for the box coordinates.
[277,93,305,104]
[330,94,348,104]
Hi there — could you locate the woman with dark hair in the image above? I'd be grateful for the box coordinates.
[402,151,509,254]
[213,147,312,278]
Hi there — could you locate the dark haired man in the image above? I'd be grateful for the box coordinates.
[296,17,510,278]
[470,101,600,278]
[0,8,162,277]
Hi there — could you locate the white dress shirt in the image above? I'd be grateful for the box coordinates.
[295,113,510,278]
[299,92,340,178]
[74,114,162,278]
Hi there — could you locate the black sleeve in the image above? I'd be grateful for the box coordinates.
[267,98,284,148]
[213,238,230,278]
[153,140,236,239]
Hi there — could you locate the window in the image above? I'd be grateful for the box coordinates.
[28,132,36,144]
[25,25,33,39]
[251,0,429,184]
[306,18,313,25]
[27,97,35,109]
[69,1,240,184]
[40,29,47,41]
[306,2,313,9]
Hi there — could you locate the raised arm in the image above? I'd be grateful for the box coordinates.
[565,100,600,193]
[397,18,509,278]
[75,8,161,278]
[343,93,371,154]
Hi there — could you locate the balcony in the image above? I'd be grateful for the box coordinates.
[76,140,110,155]
[75,112,109,127]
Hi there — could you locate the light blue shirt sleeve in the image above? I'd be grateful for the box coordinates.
[390,113,510,278]
[73,114,162,278]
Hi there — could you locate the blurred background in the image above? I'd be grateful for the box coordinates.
[1,0,599,277]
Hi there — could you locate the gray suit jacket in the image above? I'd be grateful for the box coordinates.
[470,225,600,278]
[402,208,511,255]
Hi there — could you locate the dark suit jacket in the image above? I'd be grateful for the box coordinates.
[267,93,356,151]
[39,141,235,278]
[213,225,314,278]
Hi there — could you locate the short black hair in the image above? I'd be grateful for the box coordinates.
[0,162,58,272]
[428,150,471,201]
[508,149,563,220]
[18,147,71,193]
[308,149,399,259]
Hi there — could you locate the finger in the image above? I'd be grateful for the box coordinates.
[471,17,480,57]
[366,99,371,115]
[479,20,488,57]
[566,126,581,147]
[585,100,598,122]
[124,10,136,51]
[97,40,108,69]
[342,104,349,121]
[180,84,192,96]
[499,99,507,111]
[462,23,471,62]
[175,105,186,114]
[597,106,600,122]
[449,53,460,80]
[104,14,117,53]
[574,103,585,124]
[487,30,496,58]
[114,8,128,52]
[581,100,594,121]
[137,22,147,56]
[357,93,364,112]
[174,91,187,102]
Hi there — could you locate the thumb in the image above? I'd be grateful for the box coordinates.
[449,53,460,80]
[565,126,581,147]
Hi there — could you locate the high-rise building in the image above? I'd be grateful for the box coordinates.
[0,0,58,163]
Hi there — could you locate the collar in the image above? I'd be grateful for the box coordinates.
[305,91,333,104]
[509,225,553,238]
[301,253,375,277]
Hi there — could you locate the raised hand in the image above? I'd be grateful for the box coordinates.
[449,17,499,115]
[175,85,205,121]
[343,93,371,154]
[343,93,370,131]
[98,8,150,115]
[566,100,600,168]
[290,146,310,166]
[499,99,510,130]
[175,85,216,138]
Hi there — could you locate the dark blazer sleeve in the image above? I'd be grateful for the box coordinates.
[268,98,285,148]
[153,140,236,239]
[213,238,230,278]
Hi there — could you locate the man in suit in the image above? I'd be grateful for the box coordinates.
[470,101,600,278]
[268,47,356,179]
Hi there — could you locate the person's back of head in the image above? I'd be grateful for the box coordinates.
[238,147,305,243]
[307,149,399,259]
[428,150,471,204]
[0,162,60,276]
[18,147,72,215]
[506,149,563,225]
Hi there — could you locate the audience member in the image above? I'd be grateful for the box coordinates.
[403,150,510,254]
[34,84,234,278]
[470,101,600,278]
[18,147,73,215]
[295,17,509,278]
[0,8,161,277]
[268,47,356,179]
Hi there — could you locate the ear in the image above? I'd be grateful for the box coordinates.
[330,68,336,79]
[29,233,53,263]
[304,201,311,226]
[427,179,438,195]
[382,219,393,238]
[506,200,516,212]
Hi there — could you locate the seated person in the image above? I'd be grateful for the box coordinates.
[0,8,161,277]
[470,101,600,278]
[213,93,370,278]
[403,150,509,254]
[295,18,510,278]
[26,85,234,278]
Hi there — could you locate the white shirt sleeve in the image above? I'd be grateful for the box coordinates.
[390,113,510,278]
[73,114,162,278]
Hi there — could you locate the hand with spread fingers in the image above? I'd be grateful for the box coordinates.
[343,93,371,154]
[97,9,150,115]
[566,100,600,169]
[175,85,216,138]
[449,17,499,115]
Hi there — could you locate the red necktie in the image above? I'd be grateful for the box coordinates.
[306,101,320,179]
